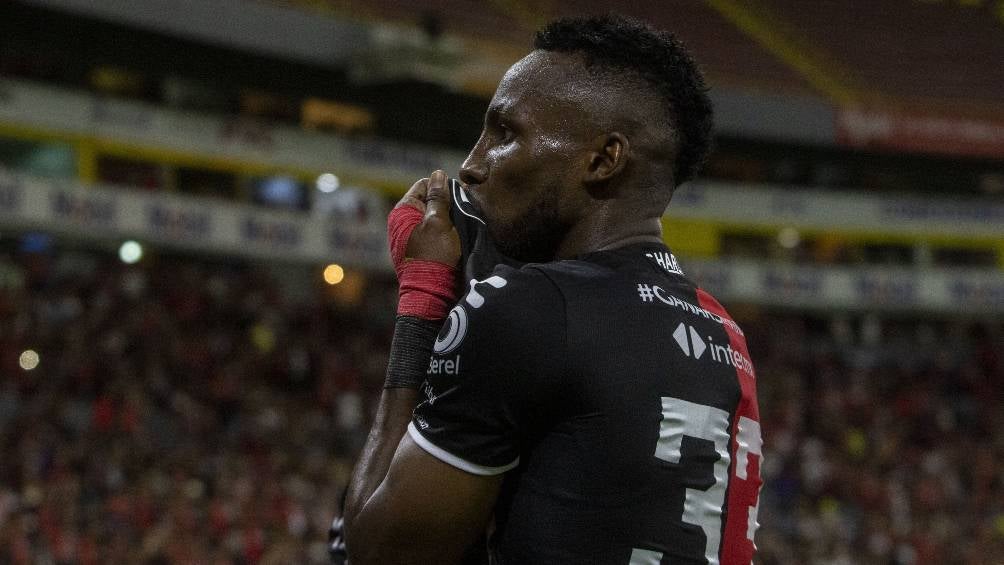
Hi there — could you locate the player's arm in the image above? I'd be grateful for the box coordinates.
[347,433,502,564]
[342,171,500,564]
[346,263,565,564]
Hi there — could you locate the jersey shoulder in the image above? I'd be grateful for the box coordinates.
[528,245,699,286]
[523,253,690,304]
[522,257,620,292]
[459,262,566,324]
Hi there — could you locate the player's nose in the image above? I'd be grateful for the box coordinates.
[459,141,487,188]
[458,164,486,188]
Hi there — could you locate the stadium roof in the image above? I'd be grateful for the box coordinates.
[13,0,1004,157]
[286,0,1004,117]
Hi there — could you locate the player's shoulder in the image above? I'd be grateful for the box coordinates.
[478,259,617,305]
[530,258,615,281]
[458,262,565,322]
[519,255,634,301]
[445,263,567,357]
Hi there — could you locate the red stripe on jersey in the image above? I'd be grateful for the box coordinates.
[696,288,762,565]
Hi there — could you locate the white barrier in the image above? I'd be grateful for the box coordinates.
[685,259,1004,314]
[672,182,1004,239]
[2,172,1002,313]
[0,171,389,269]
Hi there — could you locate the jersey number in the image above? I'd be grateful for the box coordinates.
[629,397,762,565]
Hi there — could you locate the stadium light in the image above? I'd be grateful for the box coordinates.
[324,263,345,285]
[19,350,40,371]
[317,173,340,193]
[777,227,801,249]
[119,240,144,264]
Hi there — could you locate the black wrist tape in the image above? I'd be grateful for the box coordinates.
[384,315,440,389]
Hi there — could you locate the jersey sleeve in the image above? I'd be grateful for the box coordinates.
[409,264,566,475]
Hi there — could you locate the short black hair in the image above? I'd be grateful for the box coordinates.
[534,14,714,187]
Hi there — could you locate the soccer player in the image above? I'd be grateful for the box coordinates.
[339,14,763,565]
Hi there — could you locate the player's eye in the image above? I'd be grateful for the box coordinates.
[499,125,515,143]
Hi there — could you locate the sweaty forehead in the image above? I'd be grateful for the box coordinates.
[491,51,594,120]
[496,51,580,98]
[491,50,654,134]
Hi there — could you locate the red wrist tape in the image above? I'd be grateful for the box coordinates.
[387,205,457,319]
[388,205,423,271]
[397,260,457,320]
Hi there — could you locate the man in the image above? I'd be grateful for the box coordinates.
[339,14,763,565]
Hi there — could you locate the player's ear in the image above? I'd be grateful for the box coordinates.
[583,132,629,187]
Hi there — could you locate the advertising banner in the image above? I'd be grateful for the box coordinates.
[672,182,1004,239]
[0,171,389,269]
[836,108,1004,159]
[2,173,1002,313]
[685,260,1004,314]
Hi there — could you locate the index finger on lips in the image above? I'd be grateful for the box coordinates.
[395,177,430,211]
[424,170,452,222]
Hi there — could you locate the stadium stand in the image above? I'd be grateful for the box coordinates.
[320,0,819,95]
[286,0,1004,112]
[755,0,1004,113]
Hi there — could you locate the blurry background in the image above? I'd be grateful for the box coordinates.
[0,1,1001,563]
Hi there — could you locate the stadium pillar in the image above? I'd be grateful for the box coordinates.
[661,217,720,258]
[76,139,98,184]
[705,0,860,105]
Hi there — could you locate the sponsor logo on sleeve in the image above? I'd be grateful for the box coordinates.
[427,275,510,376]
[434,305,468,355]
[464,275,507,308]
[427,356,461,376]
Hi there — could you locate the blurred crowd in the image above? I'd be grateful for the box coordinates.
[0,245,1001,564]
[0,246,396,563]
[750,311,1004,564]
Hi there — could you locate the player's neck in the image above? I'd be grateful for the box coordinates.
[555,211,663,259]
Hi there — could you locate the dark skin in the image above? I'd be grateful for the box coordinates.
[343,50,680,564]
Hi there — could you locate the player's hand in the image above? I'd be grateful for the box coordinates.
[387,170,461,320]
[395,170,461,267]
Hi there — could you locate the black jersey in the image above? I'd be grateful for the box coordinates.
[420,181,763,565]
[447,178,523,284]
